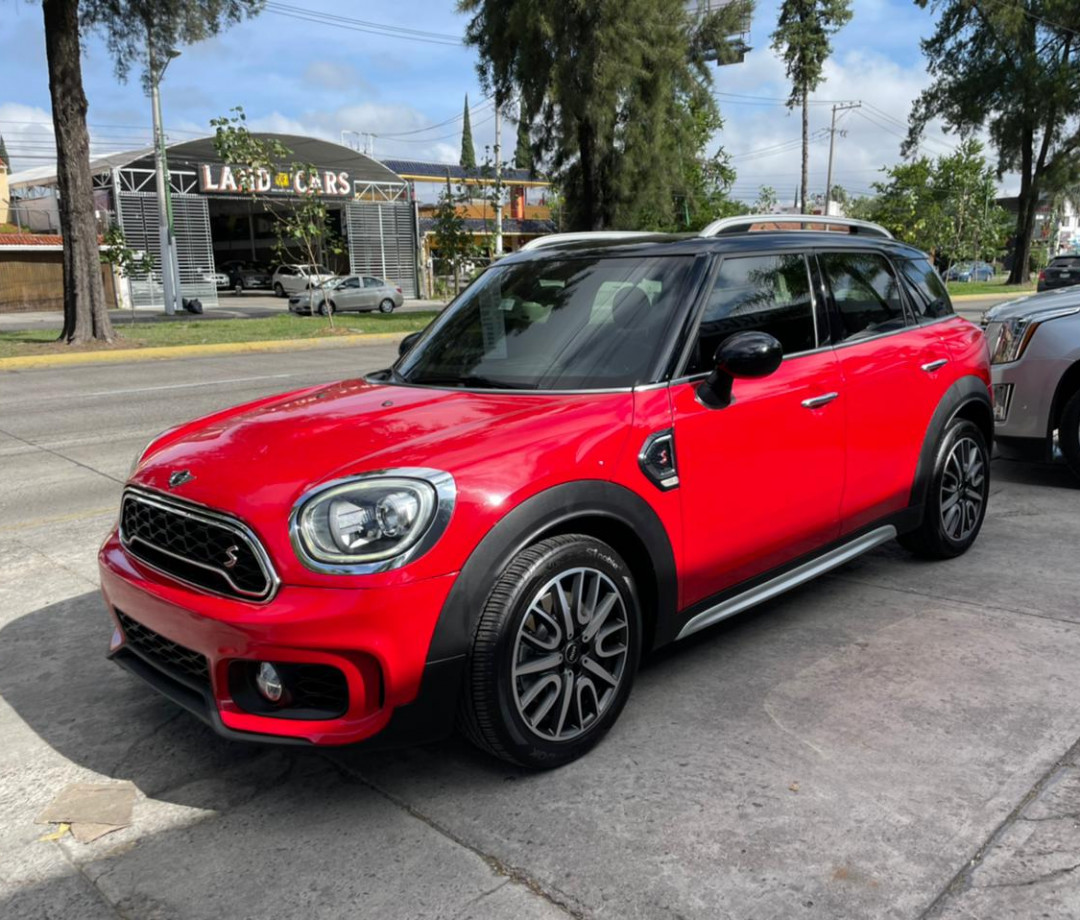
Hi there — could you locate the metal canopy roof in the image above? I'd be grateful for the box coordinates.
[381,158,549,187]
[9,134,406,190]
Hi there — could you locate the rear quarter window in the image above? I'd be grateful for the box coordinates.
[900,259,954,321]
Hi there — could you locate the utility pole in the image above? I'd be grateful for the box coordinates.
[149,40,181,315]
[824,102,860,217]
[493,98,503,256]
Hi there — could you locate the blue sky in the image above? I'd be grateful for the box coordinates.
[0,0,975,201]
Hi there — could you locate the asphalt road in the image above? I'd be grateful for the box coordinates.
[2,343,1080,919]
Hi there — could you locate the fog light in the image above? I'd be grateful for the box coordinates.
[255,662,284,702]
[992,384,1013,423]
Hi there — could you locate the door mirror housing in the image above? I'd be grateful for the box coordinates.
[399,331,422,357]
[698,331,784,409]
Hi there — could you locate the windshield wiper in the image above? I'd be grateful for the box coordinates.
[413,374,532,390]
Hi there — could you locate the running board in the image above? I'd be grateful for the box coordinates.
[676,525,898,640]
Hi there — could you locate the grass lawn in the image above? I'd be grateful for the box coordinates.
[946,277,1036,297]
[0,311,438,360]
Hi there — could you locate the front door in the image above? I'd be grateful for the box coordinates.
[672,252,845,609]
[815,250,951,533]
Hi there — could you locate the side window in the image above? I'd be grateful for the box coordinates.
[341,277,360,289]
[899,259,954,320]
[278,266,294,277]
[688,254,816,374]
[363,277,382,288]
[820,252,908,341]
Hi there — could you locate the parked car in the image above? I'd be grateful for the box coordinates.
[945,260,995,283]
[201,270,230,289]
[982,287,1080,478]
[289,275,404,315]
[271,264,336,298]
[1036,255,1080,293]
[220,261,272,295]
[101,215,992,768]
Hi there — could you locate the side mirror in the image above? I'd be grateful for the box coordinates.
[698,331,783,409]
[398,331,421,357]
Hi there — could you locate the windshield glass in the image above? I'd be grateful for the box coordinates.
[396,255,696,389]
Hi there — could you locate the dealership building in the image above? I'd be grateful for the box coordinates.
[7,134,420,308]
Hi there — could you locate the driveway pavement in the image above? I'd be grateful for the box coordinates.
[2,344,1080,918]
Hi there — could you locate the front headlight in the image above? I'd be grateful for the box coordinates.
[988,306,1080,364]
[291,470,455,572]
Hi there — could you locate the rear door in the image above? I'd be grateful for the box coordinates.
[816,250,951,533]
[671,252,845,607]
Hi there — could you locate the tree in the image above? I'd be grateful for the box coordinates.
[906,0,1080,283]
[863,140,1010,265]
[431,175,474,295]
[459,0,752,231]
[771,0,852,214]
[513,107,533,173]
[210,108,344,326]
[460,94,477,170]
[754,185,779,213]
[42,0,260,344]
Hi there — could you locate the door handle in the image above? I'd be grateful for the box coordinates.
[921,358,949,372]
[801,392,839,409]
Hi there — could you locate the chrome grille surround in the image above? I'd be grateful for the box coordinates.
[119,486,280,602]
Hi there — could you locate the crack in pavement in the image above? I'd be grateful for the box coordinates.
[0,424,125,486]
[980,861,1080,890]
[320,753,586,919]
[918,735,1080,919]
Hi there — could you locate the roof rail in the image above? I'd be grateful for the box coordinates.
[699,214,893,240]
[520,231,666,251]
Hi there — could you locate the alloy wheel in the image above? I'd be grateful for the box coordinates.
[940,436,985,542]
[511,567,630,742]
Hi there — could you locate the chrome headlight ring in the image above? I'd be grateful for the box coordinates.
[289,468,456,575]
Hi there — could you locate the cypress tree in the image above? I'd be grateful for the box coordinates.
[460,94,477,171]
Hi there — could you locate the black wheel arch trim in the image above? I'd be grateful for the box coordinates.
[909,375,993,509]
[425,480,678,664]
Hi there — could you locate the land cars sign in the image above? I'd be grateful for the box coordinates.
[198,165,353,197]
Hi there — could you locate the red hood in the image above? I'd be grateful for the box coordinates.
[131,379,635,583]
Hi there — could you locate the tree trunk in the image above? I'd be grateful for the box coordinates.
[43,0,113,344]
[1008,125,1036,285]
[800,87,809,215]
[578,118,603,231]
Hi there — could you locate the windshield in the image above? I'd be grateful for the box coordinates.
[396,254,696,389]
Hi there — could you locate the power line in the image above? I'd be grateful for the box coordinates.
[262,2,465,47]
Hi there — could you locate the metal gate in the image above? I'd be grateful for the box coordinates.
[117,190,219,308]
[345,201,418,298]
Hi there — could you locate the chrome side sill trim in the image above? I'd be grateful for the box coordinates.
[675,525,898,641]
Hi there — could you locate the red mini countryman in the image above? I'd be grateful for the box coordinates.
[100,216,992,768]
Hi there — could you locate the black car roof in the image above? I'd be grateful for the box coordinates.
[501,231,928,264]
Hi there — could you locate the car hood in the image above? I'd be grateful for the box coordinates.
[131,378,634,568]
[983,287,1080,323]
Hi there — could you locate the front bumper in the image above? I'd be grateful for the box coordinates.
[99,532,459,746]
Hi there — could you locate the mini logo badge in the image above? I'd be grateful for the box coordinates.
[223,545,240,569]
[168,470,194,489]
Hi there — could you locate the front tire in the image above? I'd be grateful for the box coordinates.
[460,535,641,769]
[273,283,285,298]
[317,299,334,316]
[899,418,990,559]
[1059,389,1080,481]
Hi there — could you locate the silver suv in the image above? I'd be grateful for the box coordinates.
[983,288,1080,477]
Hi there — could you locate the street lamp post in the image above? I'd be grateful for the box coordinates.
[149,42,181,315]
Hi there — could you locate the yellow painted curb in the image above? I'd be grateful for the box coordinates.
[0,332,406,372]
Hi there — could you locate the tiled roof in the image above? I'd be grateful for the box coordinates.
[419,217,557,235]
[382,159,546,185]
[0,234,64,246]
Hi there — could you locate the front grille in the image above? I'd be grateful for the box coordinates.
[120,489,276,601]
[116,609,210,690]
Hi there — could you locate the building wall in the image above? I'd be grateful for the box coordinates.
[0,249,117,313]
[0,165,9,225]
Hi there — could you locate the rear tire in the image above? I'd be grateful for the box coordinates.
[379,298,395,314]
[274,283,285,298]
[460,534,641,769]
[1059,389,1080,481]
[899,418,989,559]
